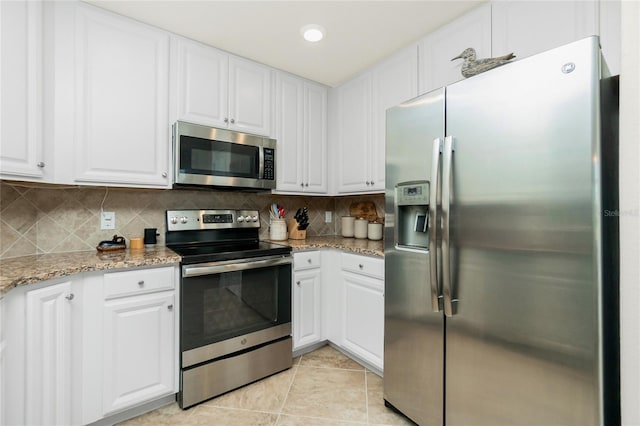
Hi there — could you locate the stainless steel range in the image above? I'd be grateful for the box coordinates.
[165,209,293,409]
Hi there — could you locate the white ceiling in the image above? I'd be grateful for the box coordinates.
[85,1,484,87]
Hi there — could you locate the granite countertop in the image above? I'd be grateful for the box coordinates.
[272,235,384,258]
[0,247,181,297]
[0,236,383,297]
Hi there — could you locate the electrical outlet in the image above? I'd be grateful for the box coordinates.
[101,212,116,230]
[325,211,332,223]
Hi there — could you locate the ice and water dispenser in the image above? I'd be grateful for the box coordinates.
[395,181,430,250]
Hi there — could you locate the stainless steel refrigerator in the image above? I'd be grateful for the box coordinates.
[383,36,619,426]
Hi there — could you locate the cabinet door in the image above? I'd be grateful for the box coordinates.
[275,72,305,192]
[293,268,322,350]
[175,37,229,128]
[303,82,328,193]
[371,45,418,191]
[72,4,170,187]
[492,1,598,60]
[102,291,175,415]
[0,0,45,180]
[419,3,491,94]
[228,56,272,136]
[342,272,384,370]
[336,73,371,193]
[25,280,73,426]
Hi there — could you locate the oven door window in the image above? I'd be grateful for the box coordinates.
[181,263,291,352]
[179,135,259,179]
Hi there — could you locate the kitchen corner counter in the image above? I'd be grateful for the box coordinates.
[270,236,384,258]
[0,247,181,297]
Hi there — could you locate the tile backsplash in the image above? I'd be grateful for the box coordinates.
[0,181,384,259]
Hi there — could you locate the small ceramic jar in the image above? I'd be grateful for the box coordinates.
[354,218,368,239]
[368,222,383,241]
[341,216,355,237]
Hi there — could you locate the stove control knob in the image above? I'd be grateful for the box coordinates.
[180,216,188,224]
[237,215,245,223]
[170,217,178,224]
[251,215,258,222]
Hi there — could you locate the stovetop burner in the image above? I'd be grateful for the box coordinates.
[165,209,291,264]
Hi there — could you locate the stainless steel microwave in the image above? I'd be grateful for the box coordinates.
[173,121,276,190]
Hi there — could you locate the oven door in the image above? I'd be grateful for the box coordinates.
[173,121,276,189]
[180,254,292,367]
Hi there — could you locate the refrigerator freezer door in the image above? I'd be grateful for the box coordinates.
[384,88,445,426]
[444,37,602,425]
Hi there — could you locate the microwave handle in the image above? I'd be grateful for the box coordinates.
[259,146,265,179]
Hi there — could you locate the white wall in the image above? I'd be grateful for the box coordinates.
[620,2,640,425]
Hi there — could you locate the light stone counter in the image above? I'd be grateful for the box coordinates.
[270,235,384,258]
[0,236,382,297]
[0,247,180,297]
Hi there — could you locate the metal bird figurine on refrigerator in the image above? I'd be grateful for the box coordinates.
[452,48,516,78]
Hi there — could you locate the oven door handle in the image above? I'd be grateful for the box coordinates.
[182,255,292,277]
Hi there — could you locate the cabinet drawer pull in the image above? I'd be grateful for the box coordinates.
[358,264,364,269]
[162,172,167,178]
[138,280,145,286]
[307,259,312,264]
[167,304,173,311]
[37,162,45,168]
[65,293,74,301]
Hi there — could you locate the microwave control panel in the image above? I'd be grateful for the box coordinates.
[263,148,275,180]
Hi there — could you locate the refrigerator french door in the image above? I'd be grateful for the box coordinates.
[383,36,619,426]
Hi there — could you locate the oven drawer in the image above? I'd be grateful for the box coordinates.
[104,266,175,299]
[294,251,321,271]
[341,253,384,279]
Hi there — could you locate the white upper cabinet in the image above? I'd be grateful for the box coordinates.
[174,38,228,129]
[54,2,171,188]
[0,0,46,181]
[275,72,327,193]
[419,3,491,94]
[491,1,598,61]
[370,45,419,190]
[173,37,273,136]
[336,45,417,194]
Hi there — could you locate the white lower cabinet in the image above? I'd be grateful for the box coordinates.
[24,280,74,426]
[2,265,179,426]
[339,254,384,371]
[102,291,175,414]
[101,266,177,416]
[292,252,322,351]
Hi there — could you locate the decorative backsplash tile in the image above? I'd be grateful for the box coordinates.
[0,181,384,259]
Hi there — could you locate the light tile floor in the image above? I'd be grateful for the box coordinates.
[119,345,414,425]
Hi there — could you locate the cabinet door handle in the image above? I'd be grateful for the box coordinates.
[305,183,309,187]
[138,280,144,286]
[300,183,304,187]
[37,162,45,168]
[296,281,301,286]
[230,118,235,124]
[224,118,229,123]
[162,172,167,178]
[167,304,173,311]
[65,293,74,301]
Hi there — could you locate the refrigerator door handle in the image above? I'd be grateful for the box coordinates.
[429,138,442,312]
[442,135,456,317]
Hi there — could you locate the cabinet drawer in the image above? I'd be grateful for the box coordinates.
[341,253,384,279]
[294,251,321,271]
[104,267,174,299]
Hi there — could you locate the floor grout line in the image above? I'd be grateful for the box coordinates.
[364,370,370,425]
[275,358,300,425]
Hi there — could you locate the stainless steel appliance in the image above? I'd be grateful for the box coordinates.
[384,37,619,426]
[166,209,292,409]
[173,121,276,190]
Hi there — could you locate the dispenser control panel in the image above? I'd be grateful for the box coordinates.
[396,182,429,206]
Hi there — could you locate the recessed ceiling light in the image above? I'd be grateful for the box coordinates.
[301,24,325,43]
